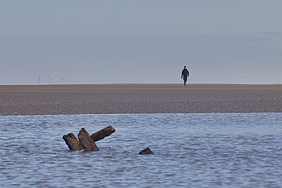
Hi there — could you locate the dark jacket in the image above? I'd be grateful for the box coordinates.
[181,69,189,79]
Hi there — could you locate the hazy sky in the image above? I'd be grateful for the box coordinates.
[0,0,282,84]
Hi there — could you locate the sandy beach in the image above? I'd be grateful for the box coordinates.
[0,84,281,115]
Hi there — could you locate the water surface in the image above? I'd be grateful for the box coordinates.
[1,113,282,187]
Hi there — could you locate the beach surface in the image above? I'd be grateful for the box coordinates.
[0,84,281,115]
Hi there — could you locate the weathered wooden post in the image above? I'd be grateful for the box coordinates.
[62,133,82,150]
[91,126,115,142]
[63,126,115,151]
[78,128,99,151]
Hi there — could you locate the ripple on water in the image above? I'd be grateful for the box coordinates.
[1,113,282,187]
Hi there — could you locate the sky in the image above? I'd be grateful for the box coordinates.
[0,0,282,85]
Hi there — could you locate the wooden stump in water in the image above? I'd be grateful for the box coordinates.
[78,128,99,151]
[91,126,116,142]
[63,126,115,151]
[62,133,82,150]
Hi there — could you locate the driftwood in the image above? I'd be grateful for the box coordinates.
[62,126,115,151]
[78,128,99,151]
[63,126,154,154]
[91,126,115,142]
[62,133,82,150]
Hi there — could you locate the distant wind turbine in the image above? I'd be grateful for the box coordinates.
[59,75,66,83]
[36,75,43,85]
[278,75,281,84]
[48,75,55,84]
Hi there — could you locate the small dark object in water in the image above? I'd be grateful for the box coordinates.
[139,147,154,155]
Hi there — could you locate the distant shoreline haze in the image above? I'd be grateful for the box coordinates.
[0,34,281,85]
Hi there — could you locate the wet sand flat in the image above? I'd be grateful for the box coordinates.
[0,84,281,115]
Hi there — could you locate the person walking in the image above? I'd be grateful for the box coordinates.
[181,66,189,86]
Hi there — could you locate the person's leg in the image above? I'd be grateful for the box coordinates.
[184,78,187,86]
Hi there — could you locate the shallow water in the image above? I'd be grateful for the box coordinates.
[1,113,282,187]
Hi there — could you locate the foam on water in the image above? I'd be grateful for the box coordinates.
[1,113,282,187]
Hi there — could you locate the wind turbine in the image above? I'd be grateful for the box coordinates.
[48,75,55,84]
[36,75,43,85]
[278,75,281,84]
[59,75,65,84]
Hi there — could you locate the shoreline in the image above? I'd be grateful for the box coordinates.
[1,84,282,115]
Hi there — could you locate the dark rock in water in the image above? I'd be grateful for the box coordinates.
[91,125,115,142]
[78,128,99,151]
[62,133,82,150]
[139,147,154,155]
